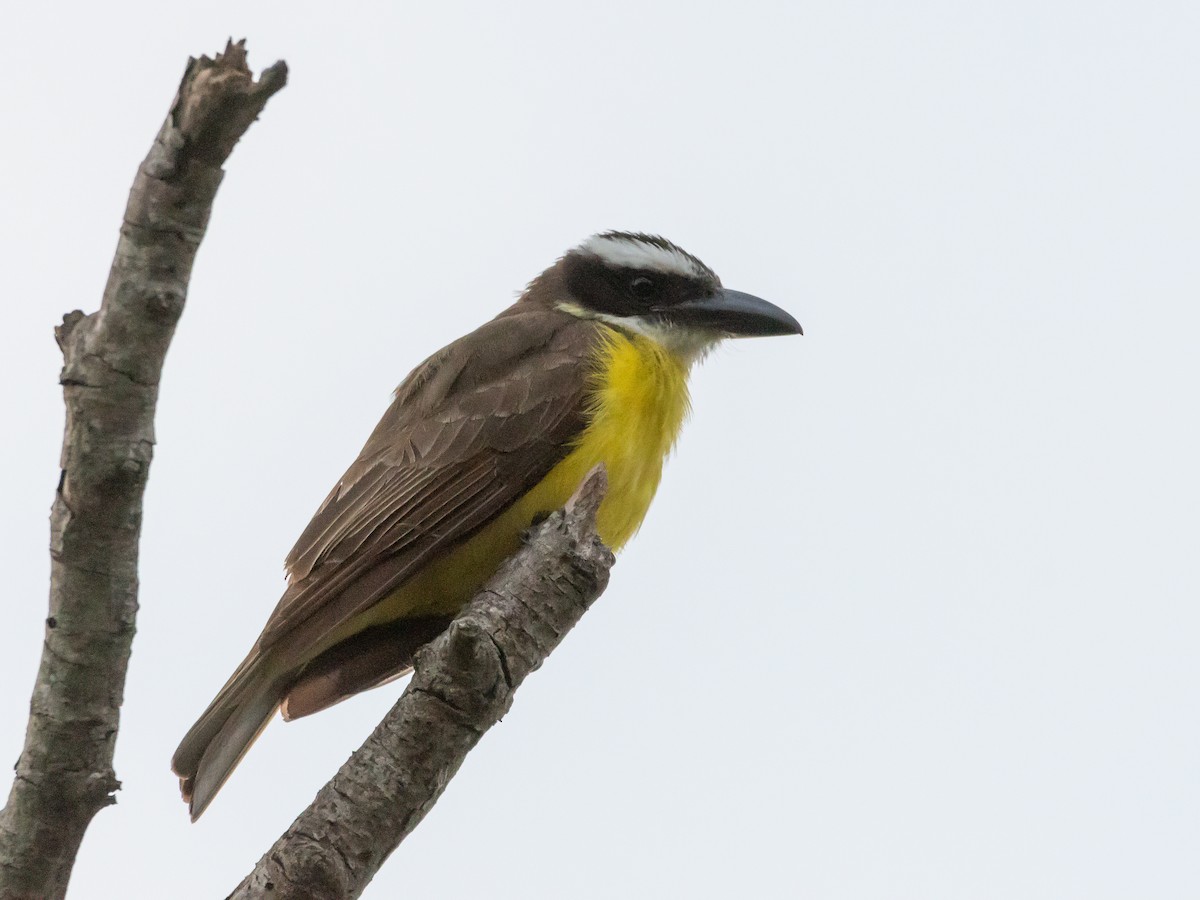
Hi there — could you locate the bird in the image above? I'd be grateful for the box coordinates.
[172,231,801,820]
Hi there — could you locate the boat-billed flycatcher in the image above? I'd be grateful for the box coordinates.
[173,231,801,819]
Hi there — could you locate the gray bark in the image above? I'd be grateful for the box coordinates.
[0,41,285,900]
[229,467,614,900]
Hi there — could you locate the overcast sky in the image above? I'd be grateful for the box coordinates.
[2,2,1198,898]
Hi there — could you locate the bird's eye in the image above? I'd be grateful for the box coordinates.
[630,276,656,299]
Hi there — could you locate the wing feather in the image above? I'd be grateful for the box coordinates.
[256,306,600,665]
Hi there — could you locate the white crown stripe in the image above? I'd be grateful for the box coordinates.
[579,234,707,280]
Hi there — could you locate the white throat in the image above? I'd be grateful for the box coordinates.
[556,302,722,367]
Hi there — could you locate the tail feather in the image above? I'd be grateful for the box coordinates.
[280,616,450,722]
[173,617,452,819]
[172,652,288,821]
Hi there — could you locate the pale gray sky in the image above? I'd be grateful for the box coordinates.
[2,2,1198,898]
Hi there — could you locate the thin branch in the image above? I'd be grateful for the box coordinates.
[0,42,285,900]
[230,467,614,900]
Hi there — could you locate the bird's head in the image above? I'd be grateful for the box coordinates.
[525,231,802,362]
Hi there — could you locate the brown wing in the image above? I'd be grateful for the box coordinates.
[256,304,601,666]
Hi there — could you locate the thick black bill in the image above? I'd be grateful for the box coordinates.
[665,288,802,337]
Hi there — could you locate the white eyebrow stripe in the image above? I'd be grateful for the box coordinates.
[579,234,706,279]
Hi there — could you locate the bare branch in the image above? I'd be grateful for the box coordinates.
[0,41,286,900]
[230,467,614,900]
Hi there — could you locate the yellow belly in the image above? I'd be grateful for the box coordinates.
[356,324,692,627]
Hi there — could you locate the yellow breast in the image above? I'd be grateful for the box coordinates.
[361,324,691,625]
[556,324,692,549]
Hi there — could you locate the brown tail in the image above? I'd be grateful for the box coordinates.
[171,651,289,821]
[173,616,452,819]
[279,616,451,721]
